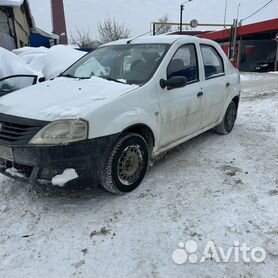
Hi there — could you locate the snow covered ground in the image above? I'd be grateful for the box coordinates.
[0,72,277,278]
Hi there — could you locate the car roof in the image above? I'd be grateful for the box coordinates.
[102,34,210,46]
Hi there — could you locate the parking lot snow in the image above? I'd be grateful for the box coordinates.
[0,72,277,278]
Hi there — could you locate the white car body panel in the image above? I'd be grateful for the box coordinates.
[0,35,240,157]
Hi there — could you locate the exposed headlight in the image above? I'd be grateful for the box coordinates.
[29,119,88,145]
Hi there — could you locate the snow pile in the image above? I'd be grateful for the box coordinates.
[12,47,49,72]
[51,169,79,187]
[43,45,85,79]
[5,167,25,178]
[12,46,49,56]
[0,47,38,79]
[13,45,86,80]
[0,45,86,81]
[0,0,23,6]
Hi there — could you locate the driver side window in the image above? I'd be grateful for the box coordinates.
[167,44,199,83]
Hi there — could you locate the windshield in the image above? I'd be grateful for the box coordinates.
[61,44,170,85]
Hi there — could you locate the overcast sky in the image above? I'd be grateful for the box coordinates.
[28,0,278,41]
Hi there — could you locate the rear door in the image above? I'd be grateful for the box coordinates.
[200,44,229,128]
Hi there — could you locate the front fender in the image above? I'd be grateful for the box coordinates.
[89,107,159,145]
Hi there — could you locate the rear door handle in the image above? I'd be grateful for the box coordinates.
[197,91,204,97]
[226,82,231,87]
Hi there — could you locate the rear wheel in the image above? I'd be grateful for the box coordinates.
[215,101,237,135]
[101,133,149,195]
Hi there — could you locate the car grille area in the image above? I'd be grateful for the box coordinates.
[0,113,49,145]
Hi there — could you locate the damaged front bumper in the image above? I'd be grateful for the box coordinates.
[0,135,118,186]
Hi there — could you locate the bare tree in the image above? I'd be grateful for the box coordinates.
[70,29,101,48]
[97,17,130,43]
[155,14,172,35]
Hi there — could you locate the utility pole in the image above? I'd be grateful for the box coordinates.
[179,0,193,34]
[224,0,228,28]
[232,19,238,64]
[180,4,184,33]
[275,33,278,71]
[237,35,242,69]
[275,45,278,71]
[231,3,240,65]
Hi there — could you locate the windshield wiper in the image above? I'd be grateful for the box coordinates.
[99,76,126,84]
[61,74,78,79]
[61,74,90,80]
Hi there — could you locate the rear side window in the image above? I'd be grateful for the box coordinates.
[201,45,224,79]
[167,44,199,83]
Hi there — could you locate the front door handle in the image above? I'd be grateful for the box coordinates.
[197,91,204,97]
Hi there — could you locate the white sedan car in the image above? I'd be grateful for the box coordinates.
[0,35,240,194]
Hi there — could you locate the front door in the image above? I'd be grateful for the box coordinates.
[157,44,204,148]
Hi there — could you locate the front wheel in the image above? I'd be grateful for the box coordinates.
[101,133,149,195]
[215,101,237,135]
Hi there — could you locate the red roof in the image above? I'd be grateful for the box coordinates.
[199,18,278,41]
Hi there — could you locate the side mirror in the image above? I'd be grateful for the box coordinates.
[160,76,187,90]
[38,77,46,83]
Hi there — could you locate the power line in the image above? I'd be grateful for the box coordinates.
[241,0,274,22]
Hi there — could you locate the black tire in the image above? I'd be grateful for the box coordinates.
[215,101,237,135]
[100,133,149,195]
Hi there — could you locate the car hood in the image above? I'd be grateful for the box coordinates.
[0,77,139,121]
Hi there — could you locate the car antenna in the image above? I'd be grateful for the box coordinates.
[126,31,152,44]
